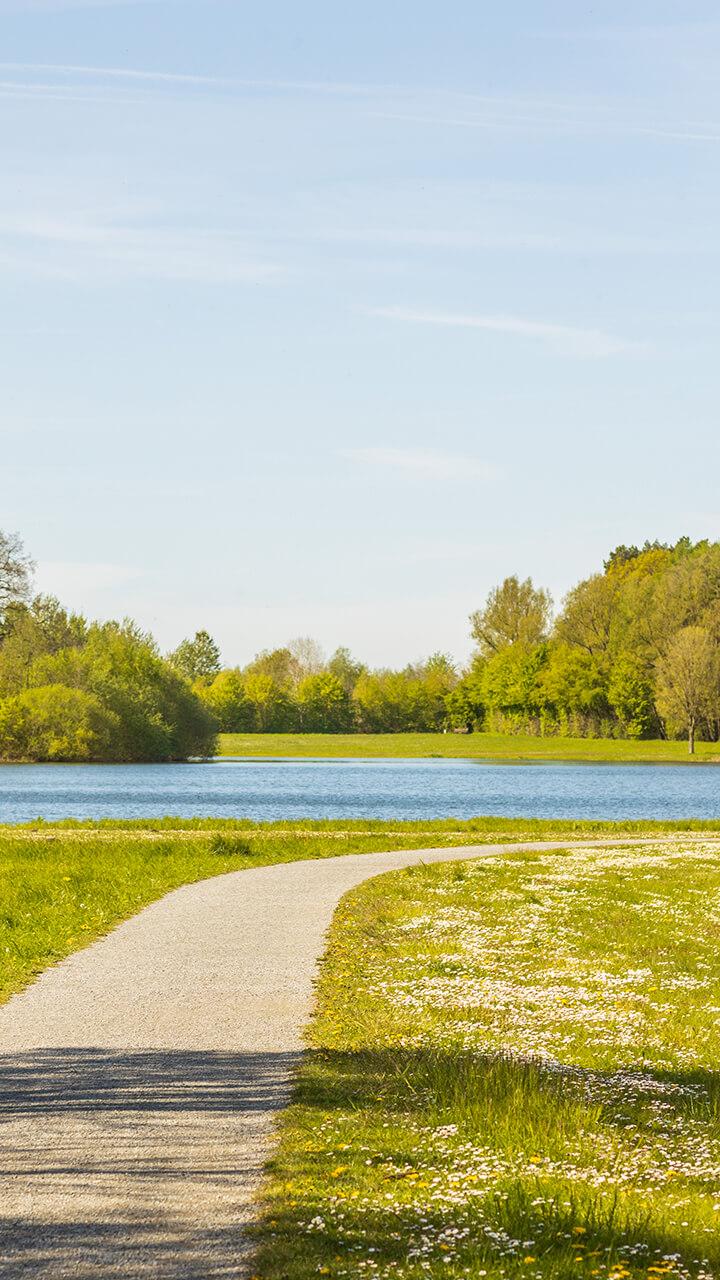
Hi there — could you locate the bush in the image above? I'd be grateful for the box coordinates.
[209,834,253,857]
[0,684,120,761]
[28,622,217,761]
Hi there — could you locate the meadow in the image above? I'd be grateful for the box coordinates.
[217,733,720,763]
[254,840,720,1280]
[3,817,720,1005]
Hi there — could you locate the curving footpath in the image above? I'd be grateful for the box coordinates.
[0,838,699,1278]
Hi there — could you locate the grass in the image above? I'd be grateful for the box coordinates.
[217,732,720,763]
[253,839,720,1280]
[4,816,720,1005]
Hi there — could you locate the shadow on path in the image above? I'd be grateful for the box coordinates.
[0,1047,300,1279]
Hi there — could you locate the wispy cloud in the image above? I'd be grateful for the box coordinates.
[0,215,282,284]
[2,62,720,147]
[340,447,496,483]
[371,108,720,145]
[0,61,385,97]
[368,305,641,358]
[0,62,232,86]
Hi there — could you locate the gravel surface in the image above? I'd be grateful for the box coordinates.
[0,838,685,1278]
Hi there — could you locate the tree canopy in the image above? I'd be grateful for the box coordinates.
[168,630,222,682]
[470,576,552,656]
[2,529,719,757]
[0,544,216,762]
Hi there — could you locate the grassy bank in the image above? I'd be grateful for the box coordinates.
[4,818,720,1005]
[217,732,720,763]
[254,839,720,1280]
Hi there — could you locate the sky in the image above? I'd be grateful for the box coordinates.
[3,1,720,668]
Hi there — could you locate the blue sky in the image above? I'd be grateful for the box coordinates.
[3,1,720,666]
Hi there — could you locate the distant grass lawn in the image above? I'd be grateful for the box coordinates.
[4,817,720,1005]
[254,840,720,1280]
[217,732,720,763]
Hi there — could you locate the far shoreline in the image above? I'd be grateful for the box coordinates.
[1,731,720,766]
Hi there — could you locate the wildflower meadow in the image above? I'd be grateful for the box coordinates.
[254,841,720,1280]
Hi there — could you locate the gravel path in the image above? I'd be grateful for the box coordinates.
[0,838,692,1278]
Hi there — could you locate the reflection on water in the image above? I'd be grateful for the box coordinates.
[0,756,718,824]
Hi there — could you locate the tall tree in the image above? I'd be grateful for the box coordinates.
[470,576,552,657]
[327,647,364,694]
[168,630,221,682]
[554,574,618,658]
[0,530,34,620]
[245,647,300,688]
[0,596,86,696]
[655,626,719,754]
[288,636,325,679]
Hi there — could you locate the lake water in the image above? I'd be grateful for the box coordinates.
[0,757,718,824]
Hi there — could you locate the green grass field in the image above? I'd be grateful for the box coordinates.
[4,817,720,1005]
[217,732,720,763]
[253,840,720,1280]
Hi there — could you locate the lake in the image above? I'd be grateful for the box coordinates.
[0,757,718,824]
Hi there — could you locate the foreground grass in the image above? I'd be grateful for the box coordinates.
[254,841,720,1280]
[4,818,720,1005]
[217,732,720,763]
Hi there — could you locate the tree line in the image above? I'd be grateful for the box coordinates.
[1,529,719,759]
[178,537,720,753]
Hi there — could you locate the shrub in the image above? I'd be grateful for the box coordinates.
[209,834,253,857]
[0,684,120,761]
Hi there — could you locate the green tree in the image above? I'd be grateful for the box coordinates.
[541,645,610,728]
[0,596,86,696]
[470,576,552,657]
[445,661,485,732]
[241,672,295,731]
[352,670,431,732]
[201,668,251,732]
[603,540,676,573]
[296,671,353,732]
[603,544,641,572]
[608,656,657,739]
[168,630,221,682]
[351,657,462,733]
[555,574,618,658]
[30,621,216,760]
[481,643,549,728]
[245,647,300,689]
[327,647,364,694]
[413,653,458,729]
[0,685,120,762]
[655,626,720,754]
